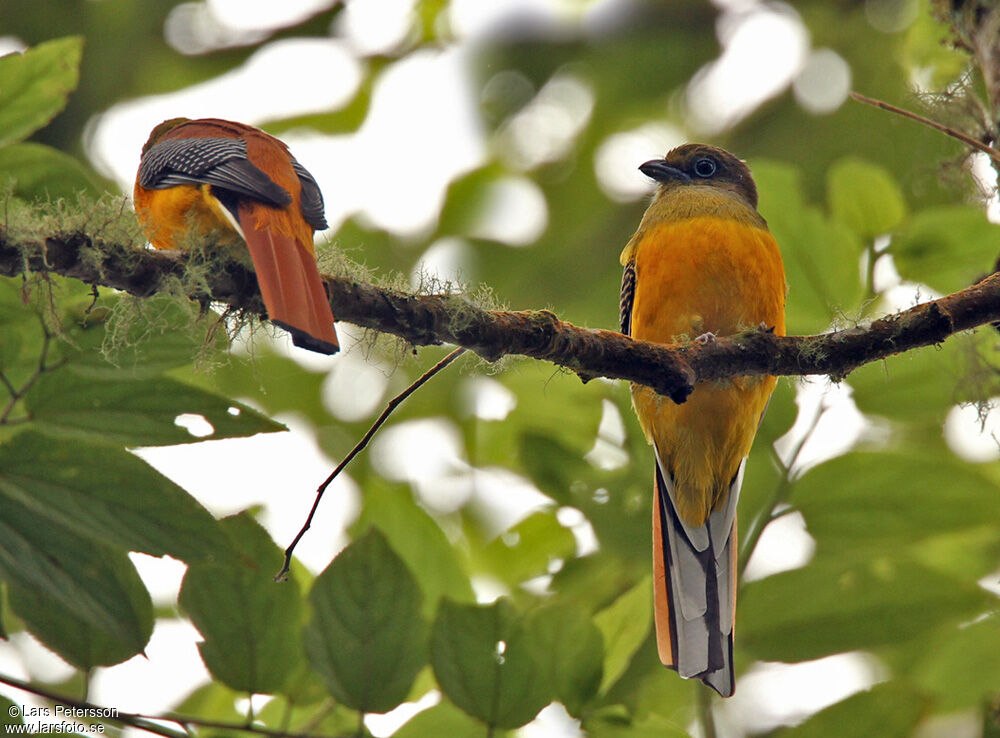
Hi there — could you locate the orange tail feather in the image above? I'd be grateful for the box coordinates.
[238,210,339,355]
[653,490,676,668]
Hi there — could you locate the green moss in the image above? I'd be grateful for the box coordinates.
[0,192,519,375]
[796,336,829,365]
[954,329,1000,414]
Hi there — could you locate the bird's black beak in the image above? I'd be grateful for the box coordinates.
[639,159,690,184]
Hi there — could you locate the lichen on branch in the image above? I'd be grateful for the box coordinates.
[2,199,1000,405]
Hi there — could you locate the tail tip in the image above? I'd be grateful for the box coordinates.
[700,669,735,698]
[273,320,340,355]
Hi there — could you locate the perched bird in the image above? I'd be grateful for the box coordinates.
[619,144,785,696]
[134,117,339,355]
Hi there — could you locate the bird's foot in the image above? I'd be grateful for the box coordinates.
[694,331,716,345]
[758,321,775,333]
[153,249,186,262]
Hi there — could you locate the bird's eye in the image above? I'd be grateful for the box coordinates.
[693,158,717,177]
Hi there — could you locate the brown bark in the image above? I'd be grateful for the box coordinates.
[3,226,999,405]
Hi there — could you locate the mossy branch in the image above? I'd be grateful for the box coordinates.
[2,222,1000,404]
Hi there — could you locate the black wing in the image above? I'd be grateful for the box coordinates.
[291,156,328,231]
[138,137,292,209]
[620,260,636,336]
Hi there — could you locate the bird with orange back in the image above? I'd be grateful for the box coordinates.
[134,117,339,355]
[619,144,786,696]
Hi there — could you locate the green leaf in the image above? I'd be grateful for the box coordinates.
[0,584,7,641]
[27,372,284,446]
[437,165,501,236]
[351,481,473,614]
[171,682,243,722]
[630,667,698,729]
[795,450,1000,552]
[986,709,1000,738]
[304,529,428,714]
[517,431,587,507]
[901,2,969,89]
[827,157,907,238]
[739,556,989,662]
[911,526,1000,581]
[849,341,963,424]
[738,379,796,544]
[66,296,226,380]
[0,143,101,200]
[0,37,83,147]
[584,710,692,738]
[0,493,152,657]
[264,60,383,137]
[195,348,329,427]
[0,320,25,370]
[910,613,1000,712]
[892,205,1000,294]
[220,512,287,571]
[179,514,303,694]
[593,576,652,694]
[0,698,22,728]
[0,432,232,563]
[524,603,603,717]
[8,572,149,669]
[757,378,798,448]
[776,682,928,738]
[431,598,550,729]
[478,511,576,587]
[754,160,865,334]
[474,366,604,468]
[515,387,652,564]
[255,695,360,736]
[549,554,638,617]
[394,702,496,738]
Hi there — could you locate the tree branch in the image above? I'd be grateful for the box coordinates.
[0,671,353,738]
[2,224,999,403]
[850,91,1000,166]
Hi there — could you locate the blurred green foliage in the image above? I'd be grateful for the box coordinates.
[2,2,1000,737]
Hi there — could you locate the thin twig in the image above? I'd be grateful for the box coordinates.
[738,400,825,577]
[0,369,17,398]
[276,347,467,580]
[696,685,718,738]
[0,672,353,738]
[297,700,338,735]
[0,322,65,425]
[850,91,1000,165]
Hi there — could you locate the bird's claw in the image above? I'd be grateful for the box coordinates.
[154,249,186,262]
[758,321,775,333]
[695,331,716,345]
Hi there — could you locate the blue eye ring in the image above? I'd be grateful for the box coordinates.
[694,158,717,177]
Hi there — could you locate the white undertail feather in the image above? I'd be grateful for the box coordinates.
[208,191,247,240]
[654,449,743,697]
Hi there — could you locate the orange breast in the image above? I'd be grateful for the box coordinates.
[629,216,785,525]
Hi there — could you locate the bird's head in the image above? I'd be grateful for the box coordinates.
[141,118,191,153]
[639,144,758,210]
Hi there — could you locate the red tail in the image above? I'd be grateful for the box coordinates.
[238,209,339,355]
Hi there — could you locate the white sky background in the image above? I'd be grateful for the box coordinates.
[2,1,997,737]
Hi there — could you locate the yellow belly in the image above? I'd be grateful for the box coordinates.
[133,184,240,251]
[629,216,785,526]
